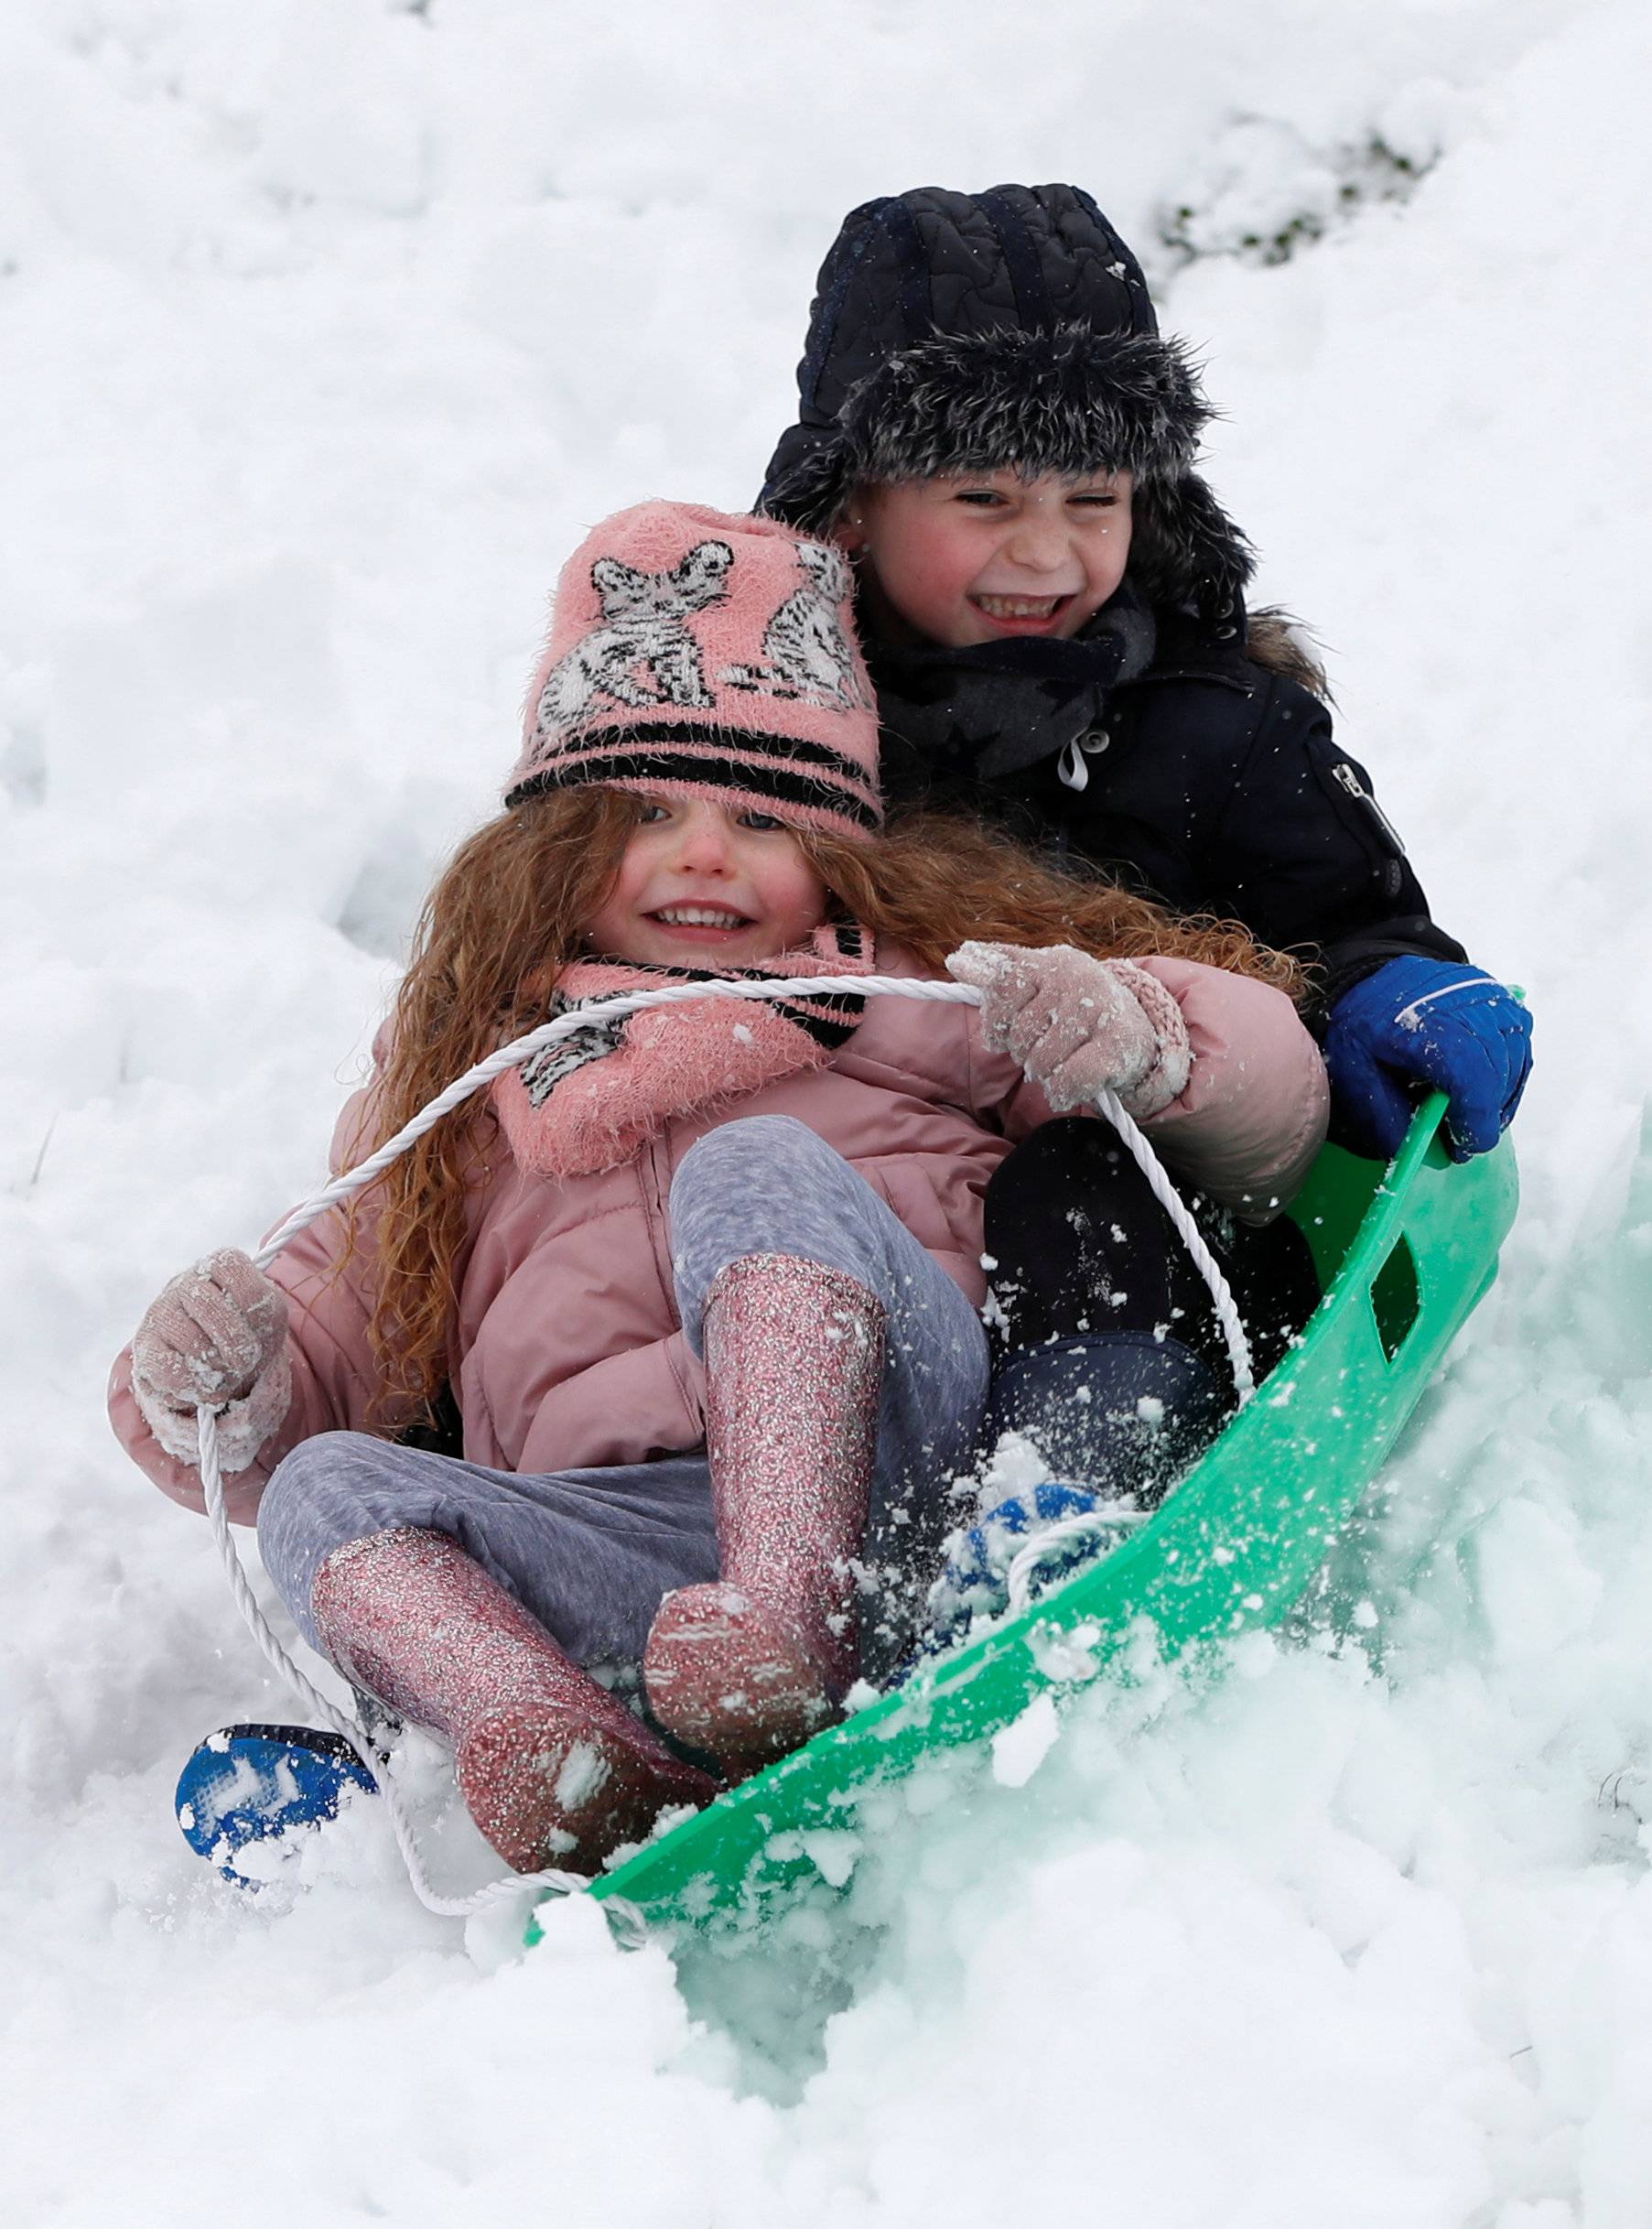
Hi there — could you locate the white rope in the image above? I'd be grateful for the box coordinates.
[1087,1084,1256,1407]
[191,970,1254,1920]
[1004,1507,1150,1618]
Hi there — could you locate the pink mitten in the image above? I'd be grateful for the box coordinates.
[130,1249,292,1473]
[945,942,1192,1119]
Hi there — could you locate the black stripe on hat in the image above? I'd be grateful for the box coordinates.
[506,744,882,828]
[536,720,880,803]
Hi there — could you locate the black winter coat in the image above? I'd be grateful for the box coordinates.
[874,610,1466,1020]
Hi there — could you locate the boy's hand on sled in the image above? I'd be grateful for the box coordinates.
[1325,958,1532,1163]
[132,1248,289,1412]
[946,942,1191,1118]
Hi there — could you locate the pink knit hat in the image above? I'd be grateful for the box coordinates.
[505,501,882,839]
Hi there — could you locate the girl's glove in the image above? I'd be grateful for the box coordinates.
[130,1249,292,1473]
[945,942,1192,1119]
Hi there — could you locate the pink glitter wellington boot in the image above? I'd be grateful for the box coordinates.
[311,1528,715,1875]
[642,1253,886,1777]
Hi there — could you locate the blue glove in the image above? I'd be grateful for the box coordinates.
[1325,958,1531,1163]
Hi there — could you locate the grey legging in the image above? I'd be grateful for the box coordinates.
[258,1116,989,1680]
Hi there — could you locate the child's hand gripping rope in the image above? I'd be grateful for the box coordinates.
[945,942,1191,1118]
[131,1248,292,1472]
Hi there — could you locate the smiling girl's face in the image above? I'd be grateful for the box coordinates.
[839,466,1134,648]
[582,793,829,967]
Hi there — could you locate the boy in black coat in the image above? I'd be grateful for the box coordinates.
[758,184,1530,1523]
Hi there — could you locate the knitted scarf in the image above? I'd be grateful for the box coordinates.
[491,923,875,1179]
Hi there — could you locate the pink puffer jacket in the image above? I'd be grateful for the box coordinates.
[109,947,1327,1523]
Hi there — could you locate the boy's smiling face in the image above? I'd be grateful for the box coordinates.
[840,467,1134,649]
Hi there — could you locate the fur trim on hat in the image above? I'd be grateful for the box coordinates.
[762,325,1254,622]
[1128,463,1255,624]
[840,325,1210,491]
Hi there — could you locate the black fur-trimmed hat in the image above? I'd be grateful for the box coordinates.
[758,185,1253,626]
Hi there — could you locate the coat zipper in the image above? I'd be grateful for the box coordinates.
[1331,760,1408,857]
[640,1138,681,1329]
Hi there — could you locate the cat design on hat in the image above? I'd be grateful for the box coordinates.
[507,501,883,838]
[721,542,868,709]
[535,539,734,731]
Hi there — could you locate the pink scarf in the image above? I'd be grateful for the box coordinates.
[491,924,875,1179]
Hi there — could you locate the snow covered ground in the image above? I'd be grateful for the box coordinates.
[5,1,1651,2221]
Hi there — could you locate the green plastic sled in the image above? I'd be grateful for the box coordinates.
[542,1094,1517,1943]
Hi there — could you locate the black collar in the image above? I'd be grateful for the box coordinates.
[867,580,1159,780]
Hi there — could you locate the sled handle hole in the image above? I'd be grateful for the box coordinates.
[1370,1234,1421,1363]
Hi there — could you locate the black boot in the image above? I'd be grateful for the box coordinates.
[980,1118,1320,1494]
[986,1326,1223,1498]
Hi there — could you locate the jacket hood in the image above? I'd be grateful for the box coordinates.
[758,184,1253,627]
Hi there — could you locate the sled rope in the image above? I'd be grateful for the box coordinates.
[1003,1506,1155,1619]
[193,972,1253,1921]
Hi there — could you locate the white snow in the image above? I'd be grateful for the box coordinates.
[5,0,1652,2222]
[990,1693,1062,1788]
